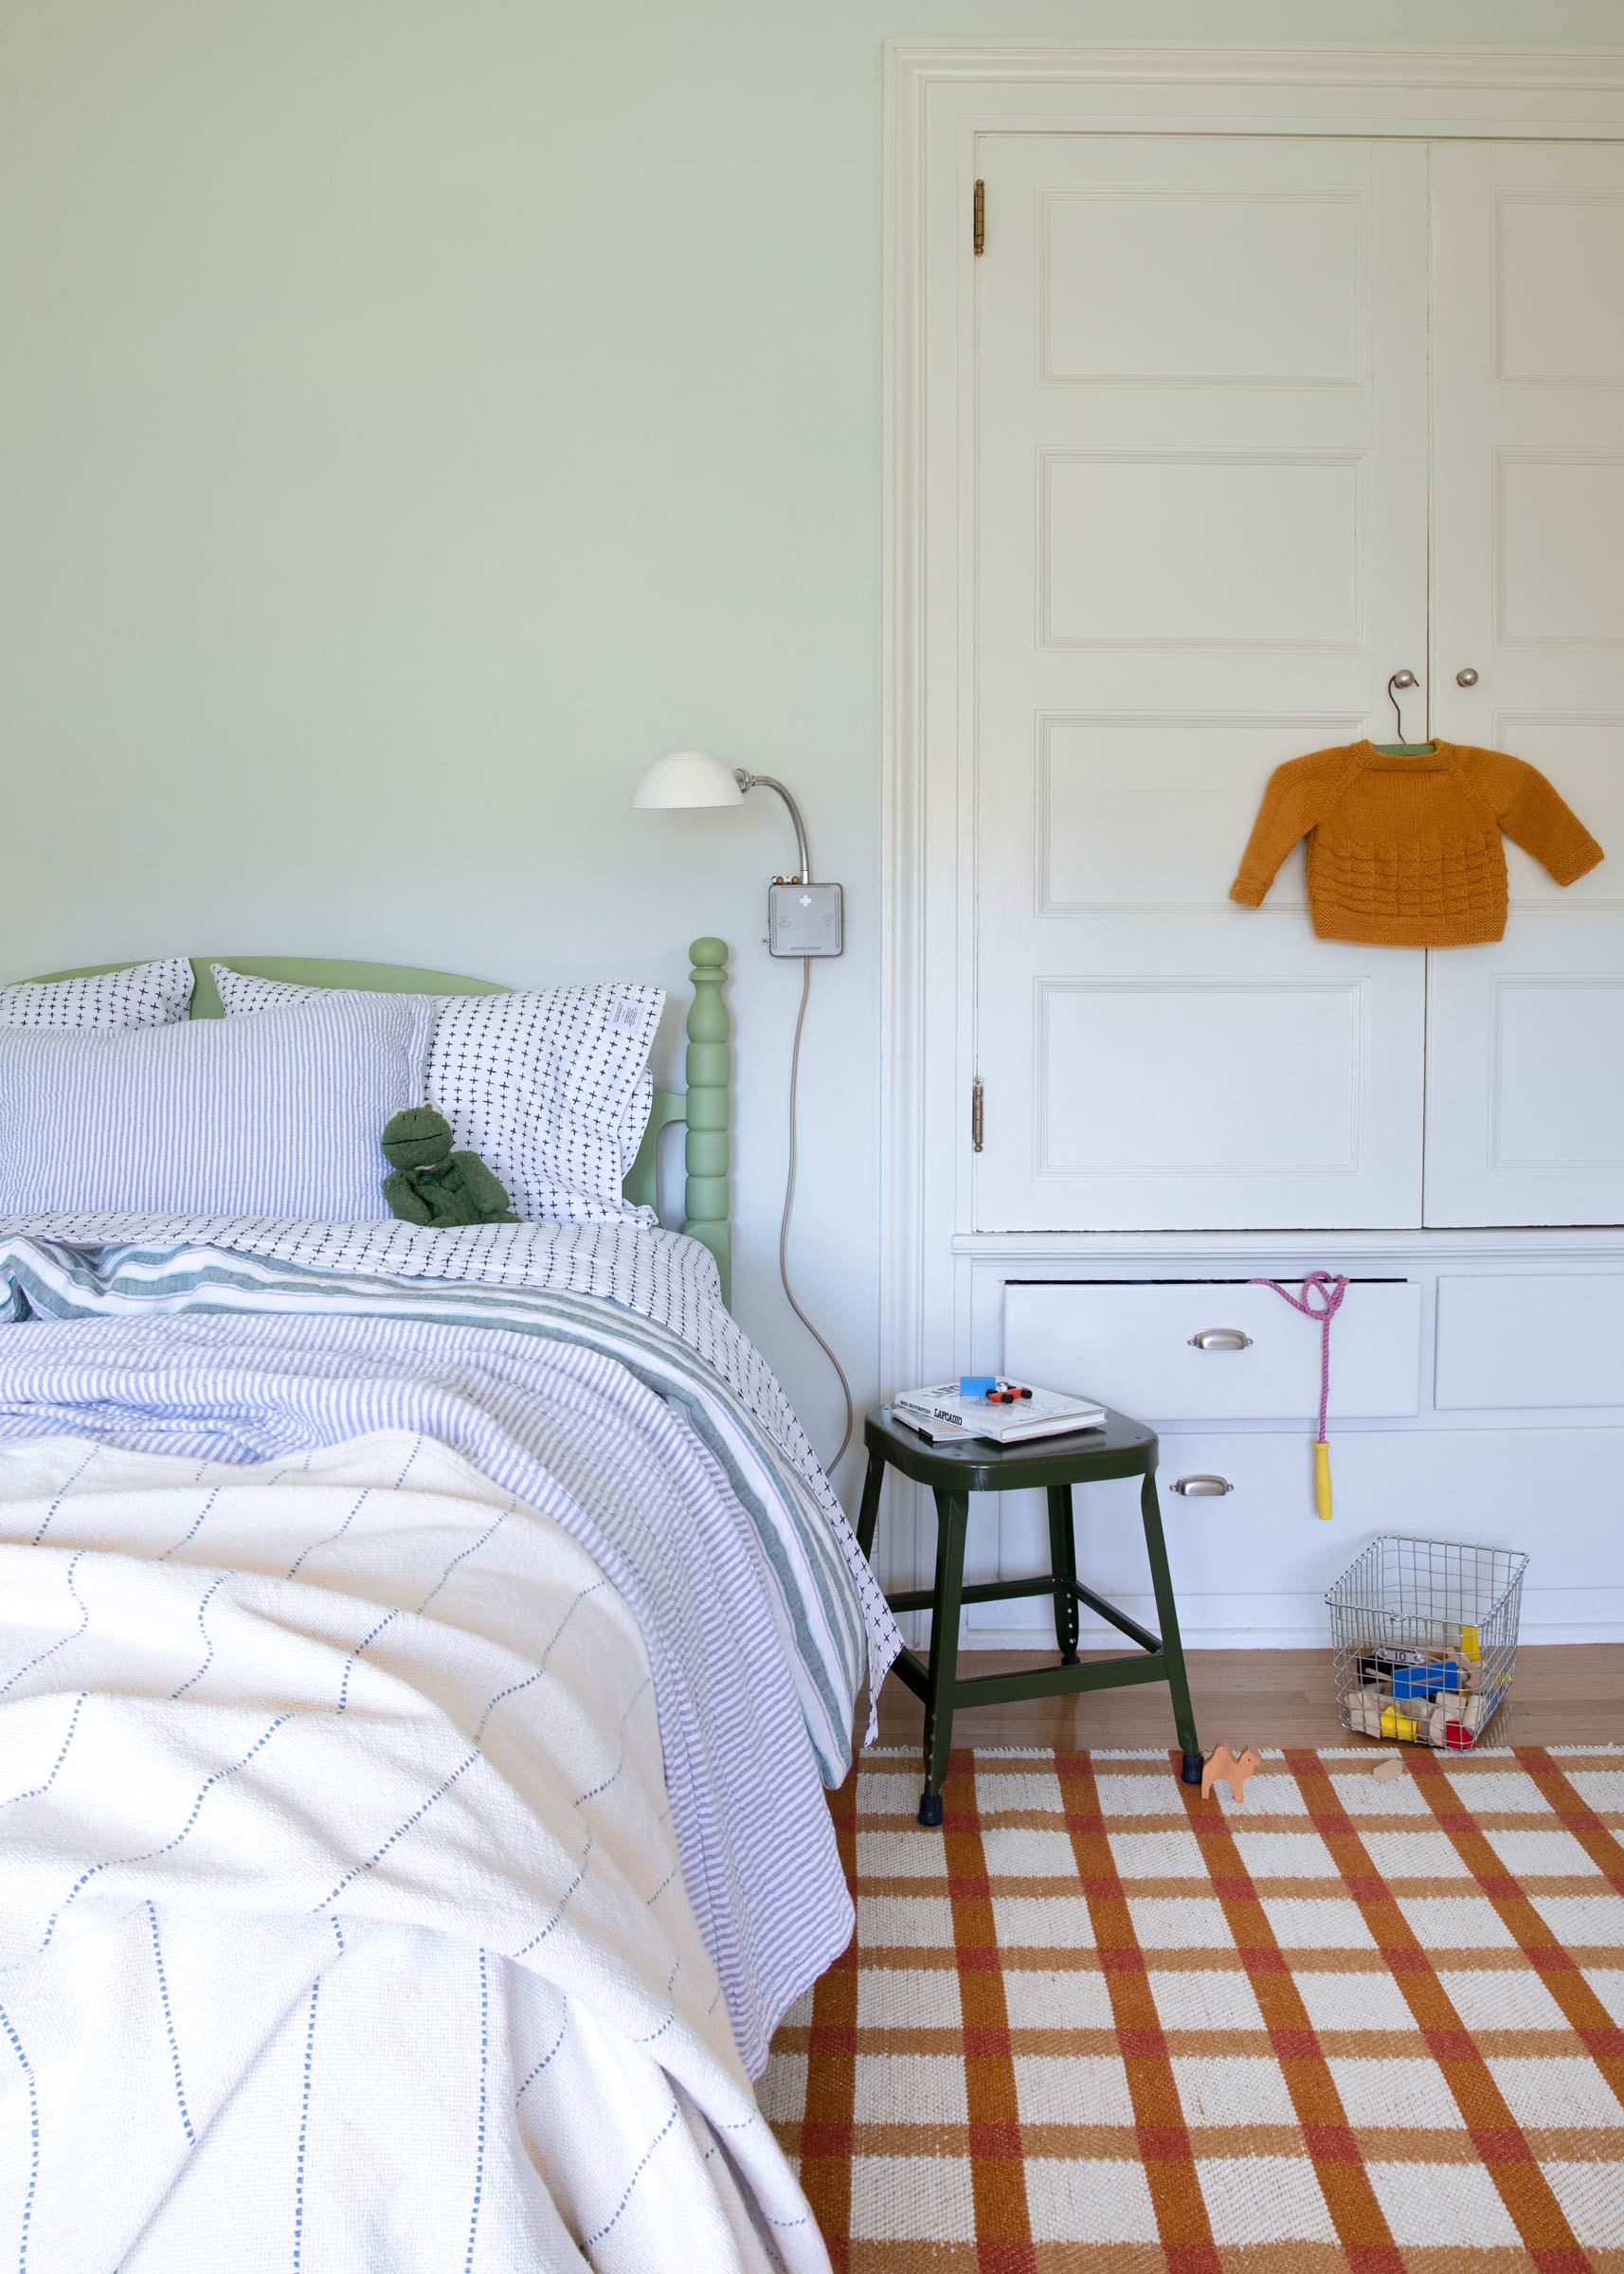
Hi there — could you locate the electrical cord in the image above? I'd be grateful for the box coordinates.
[780,954,855,1475]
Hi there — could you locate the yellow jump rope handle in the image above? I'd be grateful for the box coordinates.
[1313,1438,1333,1522]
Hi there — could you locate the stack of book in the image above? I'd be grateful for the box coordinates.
[891,1379,1107,1447]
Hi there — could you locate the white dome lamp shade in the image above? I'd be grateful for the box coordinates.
[632,750,812,884]
[631,749,744,813]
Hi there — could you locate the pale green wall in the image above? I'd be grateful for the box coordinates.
[0,0,1614,1484]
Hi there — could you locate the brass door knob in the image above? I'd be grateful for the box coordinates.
[1456,667,1479,687]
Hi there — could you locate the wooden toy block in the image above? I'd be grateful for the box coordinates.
[1200,1744,1262,1805]
[1344,1687,1384,1737]
[1435,1695,1494,1740]
[1379,1704,1421,1742]
[1371,1756,1405,1785]
[1391,1660,1462,1701]
[1357,1647,1427,1682]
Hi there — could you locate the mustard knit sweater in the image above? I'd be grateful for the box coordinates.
[1230,740,1603,947]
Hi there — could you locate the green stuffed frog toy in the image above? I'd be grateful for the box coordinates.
[380,1105,516,1227]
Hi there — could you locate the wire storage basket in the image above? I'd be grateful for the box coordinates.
[1326,1534,1528,1750]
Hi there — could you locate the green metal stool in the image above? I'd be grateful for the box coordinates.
[857,1401,1203,1824]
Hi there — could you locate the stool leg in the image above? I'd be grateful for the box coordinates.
[855,1447,886,1561]
[918,1489,968,1827]
[1139,1470,1203,1785]
[1047,1484,1080,1667]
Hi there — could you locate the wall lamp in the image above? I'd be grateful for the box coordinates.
[632,750,841,958]
[631,748,852,1469]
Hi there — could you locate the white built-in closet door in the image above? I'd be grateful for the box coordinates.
[973,137,1429,1232]
[1426,143,1624,1228]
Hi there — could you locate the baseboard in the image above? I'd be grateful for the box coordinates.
[959,1588,1624,1652]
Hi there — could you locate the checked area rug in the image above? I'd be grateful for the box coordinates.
[760,1743,1624,2272]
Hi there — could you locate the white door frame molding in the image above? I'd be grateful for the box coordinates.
[878,43,1624,1591]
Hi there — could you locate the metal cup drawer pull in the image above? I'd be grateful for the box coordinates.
[1187,1327,1253,1352]
[1171,1474,1235,1497]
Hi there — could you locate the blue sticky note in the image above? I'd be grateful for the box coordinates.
[959,1375,997,1397]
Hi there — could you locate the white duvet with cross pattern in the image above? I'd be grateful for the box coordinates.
[0,1429,829,2271]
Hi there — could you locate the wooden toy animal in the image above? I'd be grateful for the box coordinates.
[1200,1744,1262,1805]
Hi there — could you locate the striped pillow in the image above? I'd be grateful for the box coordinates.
[0,993,431,1218]
[212,966,663,1224]
[0,958,194,1029]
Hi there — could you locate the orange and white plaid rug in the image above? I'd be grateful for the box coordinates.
[761,1743,1624,2271]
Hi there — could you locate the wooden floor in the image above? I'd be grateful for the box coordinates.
[874,1644,1624,1754]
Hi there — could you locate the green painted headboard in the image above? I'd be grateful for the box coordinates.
[26,938,732,1303]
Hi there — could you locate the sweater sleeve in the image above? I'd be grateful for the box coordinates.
[1467,749,1604,887]
[1229,753,1337,908]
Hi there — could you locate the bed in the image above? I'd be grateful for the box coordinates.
[0,948,897,2272]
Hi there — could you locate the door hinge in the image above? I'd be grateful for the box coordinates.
[972,179,985,257]
[970,1077,983,1153]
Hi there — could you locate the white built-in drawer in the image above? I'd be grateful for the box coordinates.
[1150,1425,1611,1631]
[1435,1273,1624,1411]
[1003,1278,1421,1423]
[1154,1434,1368,1615]
[967,1432,1337,1650]
[975,1422,1617,1650]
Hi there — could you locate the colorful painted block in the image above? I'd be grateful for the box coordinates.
[1391,1660,1462,1701]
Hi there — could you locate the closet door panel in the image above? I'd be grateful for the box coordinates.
[1428,144,1624,1228]
[973,136,1430,1233]
[1424,932,1624,1227]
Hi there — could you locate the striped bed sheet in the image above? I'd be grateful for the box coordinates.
[0,1213,839,1540]
[0,1211,746,1359]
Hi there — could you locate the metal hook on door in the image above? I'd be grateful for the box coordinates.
[1386,669,1418,741]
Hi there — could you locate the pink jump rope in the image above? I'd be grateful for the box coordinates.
[1251,1272,1347,1520]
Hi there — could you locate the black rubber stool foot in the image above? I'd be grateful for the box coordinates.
[1181,1751,1205,1787]
[1058,1650,1080,1668]
[917,1790,944,1827]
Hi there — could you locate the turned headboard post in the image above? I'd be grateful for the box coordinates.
[681,936,731,1304]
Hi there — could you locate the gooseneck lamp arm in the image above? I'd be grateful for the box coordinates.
[630,747,853,1474]
[734,771,810,884]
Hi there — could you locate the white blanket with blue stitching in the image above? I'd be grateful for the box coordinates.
[0,1429,825,2271]
[0,1234,900,2075]
[0,1225,900,2269]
